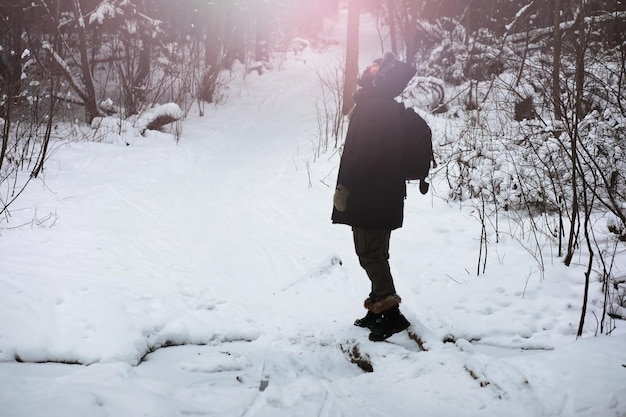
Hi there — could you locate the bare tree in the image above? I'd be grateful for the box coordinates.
[38,0,104,123]
[552,0,563,120]
[0,0,25,102]
[342,0,360,115]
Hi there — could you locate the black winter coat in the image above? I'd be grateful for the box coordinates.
[331,88,406,230]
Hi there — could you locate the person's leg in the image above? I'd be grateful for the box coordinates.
[352,228,410,340]
[352,227,396,302]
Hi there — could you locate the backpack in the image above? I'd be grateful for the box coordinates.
[400,104,435,194]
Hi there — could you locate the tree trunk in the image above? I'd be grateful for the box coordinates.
[552,0,563,120]
[402,0,420,65]
[31,79,56,178]
[0,98,9,173]
[7,1,24,100]
[342,0,360,116]
[72,0,100,123]
[0,0,23,173]
[125,31,152,116]
[387,0,398,56]
[199,0,226,104]
[564,1,587,266]
[225,5,246,69]
[255,0,270,64]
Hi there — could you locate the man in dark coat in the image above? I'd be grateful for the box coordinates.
[332,52,415,342]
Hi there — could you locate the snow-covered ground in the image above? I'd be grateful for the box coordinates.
[1,14,625,417]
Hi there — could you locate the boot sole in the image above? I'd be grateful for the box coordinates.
[368,321,410,342]
[354,321,377,330]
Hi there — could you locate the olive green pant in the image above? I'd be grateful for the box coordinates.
[352,227,396,302]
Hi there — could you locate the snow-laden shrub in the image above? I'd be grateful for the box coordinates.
[445,104,625,218]
[442,74,566,215]
[577,109,626,202]
[442,38,626,224]
[465,28,506,82]
[414,19,507,86]
[404,76,446,112]
[415,18,468,86]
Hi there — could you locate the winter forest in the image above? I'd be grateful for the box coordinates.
[1,0,626,416]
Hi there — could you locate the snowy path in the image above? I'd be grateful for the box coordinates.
[2,31,626,417]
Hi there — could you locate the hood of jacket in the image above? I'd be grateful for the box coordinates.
[370,52,416,99]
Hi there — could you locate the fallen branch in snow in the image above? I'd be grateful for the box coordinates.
[340,342,373,373]
[135,103,183,136]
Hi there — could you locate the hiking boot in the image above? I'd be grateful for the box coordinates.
[368,306,410,342]
[354,311,381,330]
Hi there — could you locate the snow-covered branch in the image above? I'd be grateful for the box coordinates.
[508,10,626,43]
[41,42,88,103]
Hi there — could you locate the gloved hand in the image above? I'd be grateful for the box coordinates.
[333,184,350,212]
